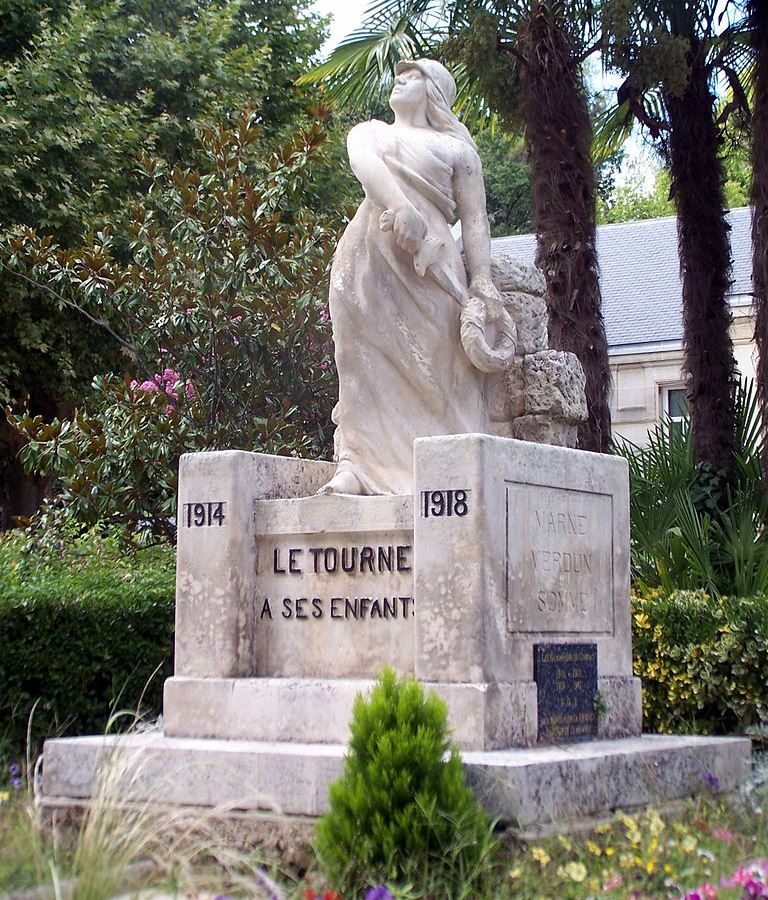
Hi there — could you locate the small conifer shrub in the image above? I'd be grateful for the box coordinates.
[315,669,496,895]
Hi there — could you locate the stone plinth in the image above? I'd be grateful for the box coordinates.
[41,732,752,838]
[165,438,641,750]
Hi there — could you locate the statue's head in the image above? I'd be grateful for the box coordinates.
[390,59,476,150]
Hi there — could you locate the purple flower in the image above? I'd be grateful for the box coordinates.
[364,888,394,900]
[702,771,721,792]
[11,776,22,790]
[8,763,20,777]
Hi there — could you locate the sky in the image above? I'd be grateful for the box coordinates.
[312,0,367,58]
[308,0,655,189]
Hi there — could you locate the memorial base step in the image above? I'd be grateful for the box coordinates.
[163,675,642,750]
[41,732,751,838]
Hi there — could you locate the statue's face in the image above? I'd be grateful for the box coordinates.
[389,67,427,115]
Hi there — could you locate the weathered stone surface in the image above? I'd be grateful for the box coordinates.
[523,350,588,421]
[490,250,546,295]
[42,733,752,836]
[164,676,537,751]
[174,451,334,680]
[413,435,634,689]
[505,357,527,419]
[500,291,548,355]
[507,482,613,634]
[512,414,578,447]
[596,676,642,740]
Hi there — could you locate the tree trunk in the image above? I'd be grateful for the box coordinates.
[750,0,768,483]
[664,43,737,478]
[518,1,612,453]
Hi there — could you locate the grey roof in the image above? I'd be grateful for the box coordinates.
[491,206,753,349]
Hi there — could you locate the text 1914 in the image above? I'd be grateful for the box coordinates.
[182,501,226,528]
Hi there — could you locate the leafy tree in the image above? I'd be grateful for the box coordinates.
[598,166,675,224]
[476,131,534,236]
[601,0,744,482]
[5,116,338,540]
[300,0,613,454]
[0,0,328,527]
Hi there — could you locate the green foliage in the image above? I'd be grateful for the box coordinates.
[598,166,675,224]
[6,115,338,538]
[0,527,175,763]
[0,0,328,524]
[632,588,768,734]
[315,669,495,897]
[614,380,768,598]
[476,130,533,236]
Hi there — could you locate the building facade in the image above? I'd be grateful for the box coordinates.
[491,207,755,446]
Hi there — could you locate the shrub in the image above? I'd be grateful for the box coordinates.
[615,380,768,599]
[0,528,175,763]
[315,669,496,897]
[632,589,768,734]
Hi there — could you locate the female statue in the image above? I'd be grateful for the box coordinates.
[319,59,515,496]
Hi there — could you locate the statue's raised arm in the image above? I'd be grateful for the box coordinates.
[318,59,516,497]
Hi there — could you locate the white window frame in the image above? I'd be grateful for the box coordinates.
[659,384,689,427]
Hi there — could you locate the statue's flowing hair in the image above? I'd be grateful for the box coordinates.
[423,78,478,152]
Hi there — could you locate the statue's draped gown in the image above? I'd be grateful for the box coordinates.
[329,124,488,495]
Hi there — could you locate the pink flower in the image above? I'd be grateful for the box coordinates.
[184,381,198,400]
[164,403,175,415]
[712,827,734,843]
[138,380,159,393]
[722,861,768,889]
[683,883,718,899]
[603,874,623,891]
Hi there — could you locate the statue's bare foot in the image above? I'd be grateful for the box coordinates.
[316,470,364,495]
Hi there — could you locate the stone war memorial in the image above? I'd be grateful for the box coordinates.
[42,59,750,838]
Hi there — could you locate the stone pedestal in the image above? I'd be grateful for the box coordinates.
[40,437,752,836]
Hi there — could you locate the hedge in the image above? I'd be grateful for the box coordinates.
[632,589,768,735]
[0,532,175,763]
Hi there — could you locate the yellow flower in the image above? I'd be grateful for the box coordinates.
[619,853,635,869]
[634,612,651,629]
[646,859,657,874]
[586,840,602,856]
[531,846,550,867]
[588,877,601,893]
[595,822,612,834]
[617,812,638,831]
[508,866,523,880]
[0,790,8,804]
[648,810,665,836]
[681,835,698,854]
[664,864,674,876]
[562,861,588,883]
[558,834,573,850]
[605,847,615,857]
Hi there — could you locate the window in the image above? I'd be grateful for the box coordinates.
[660,385,689,428]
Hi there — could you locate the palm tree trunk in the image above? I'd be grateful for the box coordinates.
[518,1,611,453]
[750,0,768,483]
[664,43,737,478]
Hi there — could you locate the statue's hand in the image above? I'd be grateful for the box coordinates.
[381,205,426,255]
[469,274,505,323]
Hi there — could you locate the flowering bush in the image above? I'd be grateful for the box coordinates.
[6,114,338,540]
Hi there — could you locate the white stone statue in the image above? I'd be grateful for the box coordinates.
[319,59,517,496]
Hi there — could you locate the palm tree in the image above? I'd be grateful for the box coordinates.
[748,0,768,481]
[601,0,740,482]
[301,0,613,453]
